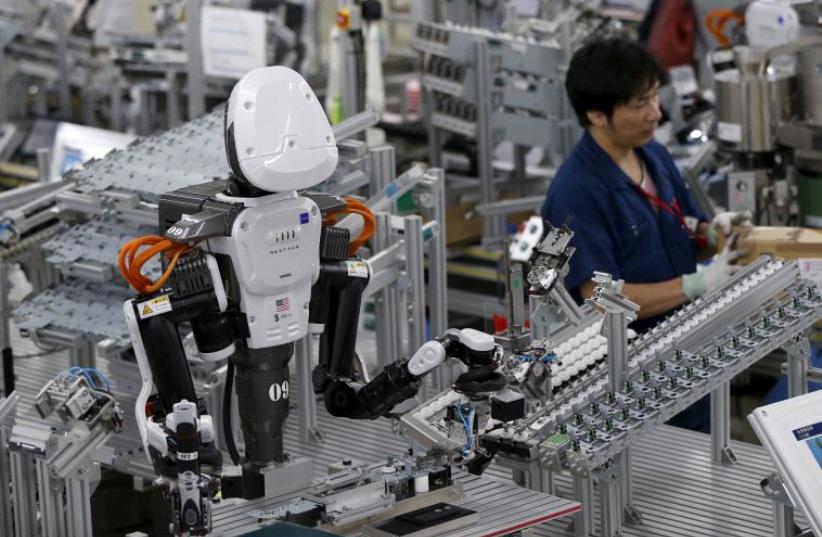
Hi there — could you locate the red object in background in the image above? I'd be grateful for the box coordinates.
[492,316,532,333]
[493,314,507,334]
[647,0,696,68]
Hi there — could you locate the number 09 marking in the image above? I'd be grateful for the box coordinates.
[269,381,290,402]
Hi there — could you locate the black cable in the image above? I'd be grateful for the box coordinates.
[223,361,241,466]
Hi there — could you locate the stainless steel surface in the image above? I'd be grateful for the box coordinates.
[798,44,822,127]
[715,68,797,152]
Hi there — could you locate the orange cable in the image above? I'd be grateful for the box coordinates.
[118,235,192,294]
[705,9,744,48]
[324,198,377,255]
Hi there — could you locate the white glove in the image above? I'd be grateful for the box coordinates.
[681,236,744,299]
[711,211,753,236]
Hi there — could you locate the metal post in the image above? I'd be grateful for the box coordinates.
[343,33,359,119]
[52,4,71,120]
[36,457,64,537]
[37,148,51,182]
[784,334,810,398]
[0,33,7,123]
[600,470,623,537]
[528,459,552,493]
[369,146,396,208]
[332,108,381,141]
[0,394,18,537]
[622,449,641,524]
[423,83,443,167]
[559,17,576,157]
[425,168,448,336]
[71,335,95,369]
[65,475,94,537]
[607,312,626,395]
[773,502,795,537]
[513,143,528,193]
[425,169,450,391]
[375,213,400,364]
[185,0,206,120]
[573,474,593,537]
[166,70,181,129]
[10,451,38,537]
[404,216,426,353]
[0,260,12,396]
[592,277,640,523]
[137,86,152,136]
[295,335,320,443]
[474,40,499,242]
[109,66,124,131]
[710,383,735,464]
[81,85,95,126]
[409,0,434,23]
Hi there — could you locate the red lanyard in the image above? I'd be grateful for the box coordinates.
[630,183,706,248]
[631,184,688,232]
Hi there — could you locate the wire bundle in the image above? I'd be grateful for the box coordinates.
[59,366,112,392]
[705,9,745,48]
[324,197,377,255]
[118,235,192,294]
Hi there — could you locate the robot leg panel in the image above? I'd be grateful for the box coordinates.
[231,343,294,465]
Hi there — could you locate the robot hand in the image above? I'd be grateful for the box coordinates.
[526,221,575,293]
[148,400,221,537]
[319,328,506,419]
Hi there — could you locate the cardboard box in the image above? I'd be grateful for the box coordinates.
[730,227,822,264]
[445,202,484,246]
[444,200,537,246]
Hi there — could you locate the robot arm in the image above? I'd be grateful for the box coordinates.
[315,327,506,419]
[122,249,227,537]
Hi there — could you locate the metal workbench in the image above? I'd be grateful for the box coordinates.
[5,322,808,537]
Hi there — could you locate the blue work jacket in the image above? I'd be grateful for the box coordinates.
[541,131,706,332]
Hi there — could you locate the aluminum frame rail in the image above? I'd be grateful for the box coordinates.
[480,258,820,464]
[413,20,575,244]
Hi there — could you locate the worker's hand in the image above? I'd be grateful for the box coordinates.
[681,235,745,299]
[713,210,752,235]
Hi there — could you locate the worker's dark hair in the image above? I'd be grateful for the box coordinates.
[566,38,669,127]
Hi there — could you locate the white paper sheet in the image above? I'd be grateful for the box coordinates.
[201,6,267,79]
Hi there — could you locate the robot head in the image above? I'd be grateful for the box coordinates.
[224,66,338,193]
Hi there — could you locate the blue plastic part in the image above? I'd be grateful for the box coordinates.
[240,522,337,536]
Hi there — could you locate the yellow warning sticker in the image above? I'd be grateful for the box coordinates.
[137,294,172,319]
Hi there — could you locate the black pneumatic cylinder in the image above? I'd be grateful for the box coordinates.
[231,343,293,465]
[324,361,421,419]
[191,311,234,356]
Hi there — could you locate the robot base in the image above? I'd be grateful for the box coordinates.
[223,457,314,500]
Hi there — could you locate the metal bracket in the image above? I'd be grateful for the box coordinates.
[761,472,794,507]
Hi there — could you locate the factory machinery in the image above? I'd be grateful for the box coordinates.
[0,66,818,537]
[401,222,821,537]
[412,11,621,244]
[0,0,312,135]
[0,64,467,534]
[710,1,822,227]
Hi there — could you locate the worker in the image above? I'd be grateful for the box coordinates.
[542,37,744,334]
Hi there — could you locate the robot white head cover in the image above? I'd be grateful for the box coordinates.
[224,66,339,193]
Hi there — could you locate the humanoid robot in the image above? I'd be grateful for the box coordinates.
[119,66,509,536]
